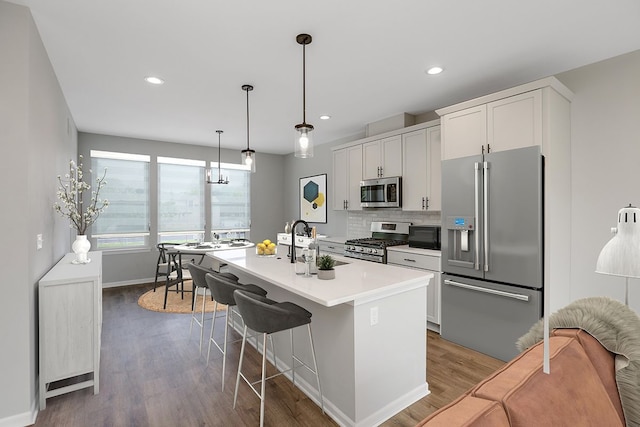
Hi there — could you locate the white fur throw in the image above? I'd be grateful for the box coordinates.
[516,297,640,427]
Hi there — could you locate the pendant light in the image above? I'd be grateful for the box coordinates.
[294,33,314,158]
[241,84,256,172]
[206,130,229,185]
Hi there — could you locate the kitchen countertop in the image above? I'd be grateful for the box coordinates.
[317,235,347,244]
[387,244,441,257]
[208,247,432,307]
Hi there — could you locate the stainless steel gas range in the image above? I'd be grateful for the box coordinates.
[344,221,411,263]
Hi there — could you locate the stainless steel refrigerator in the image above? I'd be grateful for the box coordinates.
[441,145,543,361]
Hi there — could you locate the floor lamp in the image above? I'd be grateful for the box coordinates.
[595,204,640,306]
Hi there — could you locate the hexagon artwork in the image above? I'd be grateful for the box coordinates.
[303,180,319,203]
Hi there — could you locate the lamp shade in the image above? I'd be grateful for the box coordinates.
[294,123,314,158]
[596,204,640,278]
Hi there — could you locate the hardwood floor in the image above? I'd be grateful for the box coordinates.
[32,283,505,427]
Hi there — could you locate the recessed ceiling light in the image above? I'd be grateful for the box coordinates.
[144,76,165,85]
[320,115,331,120]
[426,66,443,75]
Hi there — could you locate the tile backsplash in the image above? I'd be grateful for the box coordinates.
[347,210,441,238]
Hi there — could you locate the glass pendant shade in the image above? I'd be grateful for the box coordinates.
[241,148,256,173]
[294,123,314,158]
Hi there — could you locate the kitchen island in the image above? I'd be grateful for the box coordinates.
[209,247,432,427]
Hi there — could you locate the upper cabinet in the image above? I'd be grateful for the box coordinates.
[440,89,542,160]
[332,144,363,211]
[362,135,402,179]
[402,126,441,211]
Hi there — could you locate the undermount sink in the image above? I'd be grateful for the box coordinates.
[332,259,349,267]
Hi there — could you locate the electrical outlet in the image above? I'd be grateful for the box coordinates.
[370,306,379,326]
[36,234,43,250]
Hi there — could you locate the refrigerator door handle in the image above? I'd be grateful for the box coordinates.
[474,162,481,270]
[483,161,490,272]
[444,279,530,302]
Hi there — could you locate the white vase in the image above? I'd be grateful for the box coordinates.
[72,235,91,264]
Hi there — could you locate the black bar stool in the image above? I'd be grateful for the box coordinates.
[232,290,323,427]
[204,273,267,391]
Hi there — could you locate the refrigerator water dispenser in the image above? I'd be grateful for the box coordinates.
[445,216,477,270]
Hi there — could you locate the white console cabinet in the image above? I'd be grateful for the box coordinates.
[38,251,103,409]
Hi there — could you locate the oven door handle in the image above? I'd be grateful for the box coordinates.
[444,279,530,302]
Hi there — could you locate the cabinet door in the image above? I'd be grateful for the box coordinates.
[362,140,382,179]
[402,129,428,211]
[426,126,442,211]
[488,89,542,153]
[42,280,95,380]
[441,105,487,160]
[382,135,403,177]
[347,145,363,210]
[332,148,348,210]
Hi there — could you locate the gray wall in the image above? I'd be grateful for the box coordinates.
[78,132,286,284]
[1,1,76,423]
[556,49,640,311]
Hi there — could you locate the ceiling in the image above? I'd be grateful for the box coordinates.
[10,0,640,155]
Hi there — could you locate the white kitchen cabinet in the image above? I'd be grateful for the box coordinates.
[402,126,442,211]
[332,144,362,210]
[440,105,486,160]
[362,135,402,179]
[39,251,103,410]
[387,247,441,330]
[441,89,543,160]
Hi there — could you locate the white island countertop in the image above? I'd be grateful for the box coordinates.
[209,247,432,307]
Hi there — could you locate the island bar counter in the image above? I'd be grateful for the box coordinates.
[209,248,432,427]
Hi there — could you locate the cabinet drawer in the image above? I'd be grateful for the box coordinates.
[319,241,344,255]
[387,251,440,271]
[277,233,312,248]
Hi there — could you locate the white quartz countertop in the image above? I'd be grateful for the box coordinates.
[317,236,347,244]
[209,247,432,307]
[387,245,442,257]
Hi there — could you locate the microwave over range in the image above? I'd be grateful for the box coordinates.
[360,176,402,208]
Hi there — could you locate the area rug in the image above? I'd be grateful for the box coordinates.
[138,280,227,314]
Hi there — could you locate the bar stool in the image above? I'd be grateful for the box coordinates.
[233,290,323,427]
[186,264,239,353]
[204,273,267,391]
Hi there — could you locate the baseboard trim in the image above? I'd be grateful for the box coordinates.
[102,277,154,288]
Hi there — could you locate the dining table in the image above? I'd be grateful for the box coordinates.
[163,240,256,308]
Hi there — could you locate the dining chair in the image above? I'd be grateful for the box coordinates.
[153,243,179,292]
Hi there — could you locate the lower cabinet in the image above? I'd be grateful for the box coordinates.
[387,248,441,331]
[38,251,103,410]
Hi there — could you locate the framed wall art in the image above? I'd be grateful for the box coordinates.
[299,173,327,223]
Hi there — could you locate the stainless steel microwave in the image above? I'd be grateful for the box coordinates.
[408,225,441,250]
[360,176,402,208]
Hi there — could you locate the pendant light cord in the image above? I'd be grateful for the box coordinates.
[246,88,250,150]
[302,41,306,125]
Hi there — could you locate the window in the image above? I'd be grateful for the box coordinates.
[158,157,206,243]
[90,150,150,250]
[211,162,251,240]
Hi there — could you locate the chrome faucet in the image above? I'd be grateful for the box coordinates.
[290,219,311,263]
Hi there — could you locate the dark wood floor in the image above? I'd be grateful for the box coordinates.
[32,283,505,427]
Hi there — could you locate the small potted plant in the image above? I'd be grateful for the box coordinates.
[317,254,336,280]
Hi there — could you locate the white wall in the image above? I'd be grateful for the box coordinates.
[0,1,76,424]
[557,49,640,312]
